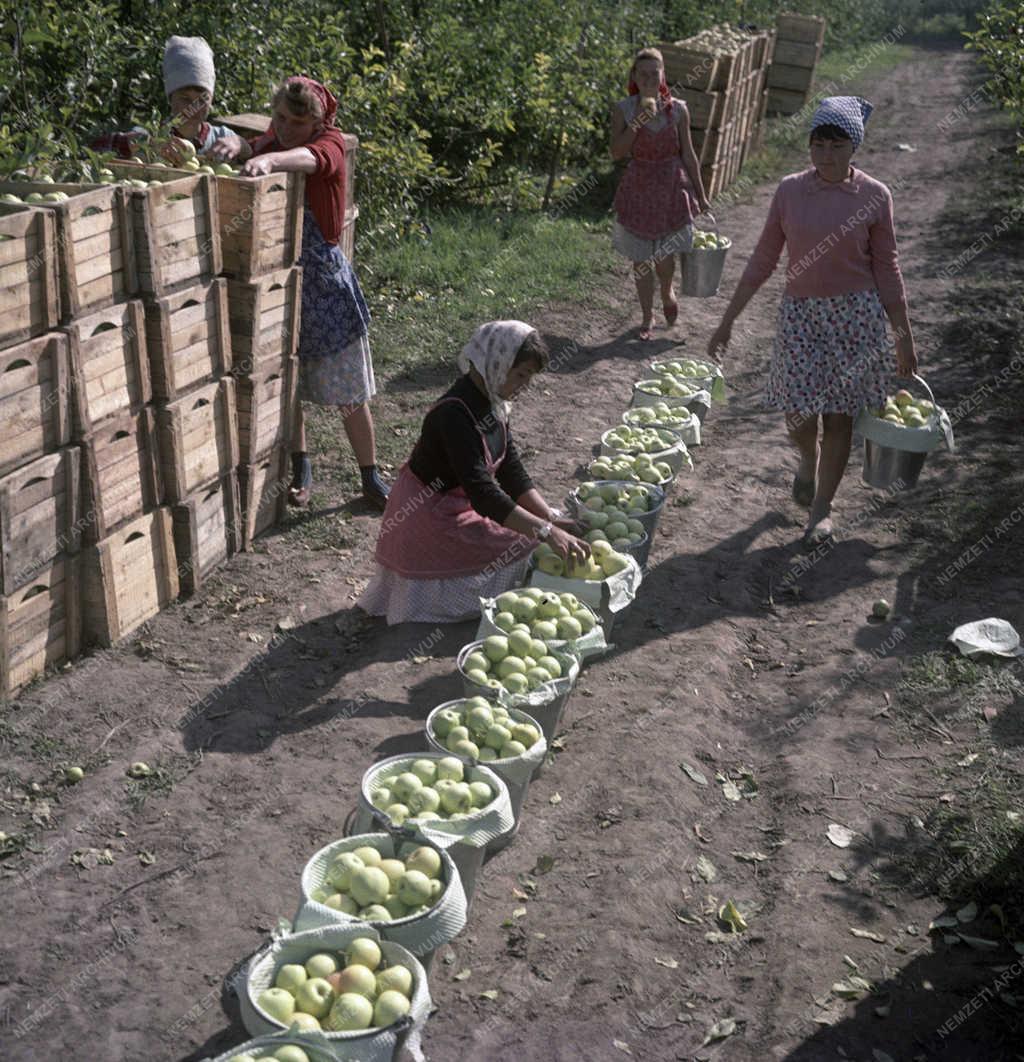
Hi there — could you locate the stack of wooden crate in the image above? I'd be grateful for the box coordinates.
[766,13,827,117]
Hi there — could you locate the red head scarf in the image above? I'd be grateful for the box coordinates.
[284,76,338,127]
[628,57,673,117]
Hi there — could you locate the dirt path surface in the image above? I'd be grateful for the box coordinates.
[2,42,1022,1062]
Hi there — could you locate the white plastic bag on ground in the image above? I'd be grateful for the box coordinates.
[949,618,1024,658]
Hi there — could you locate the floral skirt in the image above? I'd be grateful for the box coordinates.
[612,219,694,263]
[766,289,893,416]
[298,332,375,407]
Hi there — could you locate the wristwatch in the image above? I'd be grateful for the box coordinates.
[536,521,553,541]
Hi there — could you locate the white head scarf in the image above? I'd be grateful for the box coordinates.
[810,95,873,150]
[457,320,537,425]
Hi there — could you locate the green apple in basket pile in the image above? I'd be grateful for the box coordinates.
[868,389,934,429]
[603,424,679,454]
[488,586,597,642]
[691,230,730,250]
[532,539,631,581]
[589,450,673,484]
[653,357,718,379]
[571,489,647,549]
[463,620,574,694]
[624,403,692,430]
[254,934,414,1036]
[370,756,496,827]
[433,695,542,762]
[225,1048,316,1062]
[308,842,447,922]
[637,376,702,399]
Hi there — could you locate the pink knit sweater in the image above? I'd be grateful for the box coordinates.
[738,166,907,308]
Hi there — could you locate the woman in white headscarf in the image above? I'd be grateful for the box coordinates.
[707,96,918,546]
[359,321,590,625]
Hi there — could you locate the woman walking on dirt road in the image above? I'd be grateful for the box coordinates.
[708,95,917,546]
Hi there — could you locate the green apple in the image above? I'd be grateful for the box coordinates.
[537,553,564,576]
[410,758,438,785]
[348,846,380,868]
[409,786,442,814]
[359,903,392,921]
[507,630,533,658]
[381,894,408,920]
[65,765,85,783]
[0,193,21,203]
[384,802,410,824]
[496,591,520,612]
[327,852,364,891]
[289,1013,321,1033]
[178,140,197,160]
[181,157,201,171]
[305,952,339,979]
[257,987,296,1024]
[374,989,411,1026]
[398,869,433,906]
[440,782,473,814]
[324,892,359,915]
[346,937,382,970]
[327,992,374,1031]
[333,963,377,998]
[526,667,552,689]
[893,389,914,408]
[390,771,424,803]
[468,780,494,807]
[432,709,461,738]
[485,723,511,750]
[493,610,515,632]
[371,786,392,810]
[503,673,529,695]
[511,723,540,747]
[446,725,470,746]
[511,596,537,622]
[483,635,508,662]
[466,667,490,687]
[275,963,308,993]
[496,655,526,679]
[436,756,464,782]
[376,964,413,997]
[215,162,236,176]
[350,866,390,907]
[450,737,480,758]
[466,703,494,732]
[273,1047,310,1062]
[501,739,527,758]
[872,599,891,619]
[378,858,406,887]
[405,845,441,879]
[556,616,582,640]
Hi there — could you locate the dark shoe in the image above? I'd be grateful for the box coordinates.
[359,465,390,513]
[287,453,313,508]
[362,484,389,513]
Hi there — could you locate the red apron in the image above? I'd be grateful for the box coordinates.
[374,397,534,579]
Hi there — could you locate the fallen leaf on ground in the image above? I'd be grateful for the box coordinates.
[453,968,471,981]
[695,855,717,882]
[138,851,156,866]
[957,752,979,767]
[512,907,527,919]
[827,824,856,848]
[701,1018,737,1046]
[829,869,849,882]
[478,989,498,1000]
[549,792,562,805]
[675,906,702,925]
[680,762,708,786]
[732,850,769,863]
[721,779,742,801]
[718,900,748,933]
[832,976,872,1000]
[613,1041,632,1055]
[850,927,887,943]
[654,957,679,969]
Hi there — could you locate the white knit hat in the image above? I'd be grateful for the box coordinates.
[162,35,216,98]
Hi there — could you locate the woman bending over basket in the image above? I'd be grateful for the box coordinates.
[610,47,711,341]
[359,322,590,625]
[707,96,918,547]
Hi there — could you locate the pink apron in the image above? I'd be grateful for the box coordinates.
[374,397,534,579]
[614,100,696,239]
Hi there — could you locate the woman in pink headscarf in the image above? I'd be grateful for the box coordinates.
[212,76,388,512]
[610,47,711,341]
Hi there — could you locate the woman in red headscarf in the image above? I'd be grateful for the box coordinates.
[610,48,711,341]
[211,77,389,511]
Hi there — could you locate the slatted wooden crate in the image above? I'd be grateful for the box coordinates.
[692,122,733,166]
[0,332,71,478]
[227,266,301,374]
[110,163,221,295]
[767,86,814,117]
[239,447,289,549]
[0,181,136,321]
[218,171,304,281]
[1,553,81,697]
[145,277,230,401]
[155,376,239,504]
[66,299,149,438]
[81,507,179,647]
[235,357,296,466]
[661,45,720,92]
[0,448,81,595]
[171,470,241,594]
[767,63,816,94]
[773,39,822,68]
[82,407,162,545]
[0,202,61,349]
[679,88,726,131]
[776,13,826,48]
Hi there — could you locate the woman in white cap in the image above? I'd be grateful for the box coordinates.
[707,96,917,546]
[359,322,590,624]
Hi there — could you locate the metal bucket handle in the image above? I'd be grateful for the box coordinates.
[692,210,718,241]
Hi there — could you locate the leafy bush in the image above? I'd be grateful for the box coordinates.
[964,0,1024,141]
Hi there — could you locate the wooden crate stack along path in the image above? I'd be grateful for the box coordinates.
[767,13,827,116]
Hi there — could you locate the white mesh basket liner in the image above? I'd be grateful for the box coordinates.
[359,754,515,851]
[632,379,713,414]
[425,700,548,786]
[239,925,431,1062]
[649,359,726,401]
[207,1028,339,1062]
[528,552,642,613]
[622,406,701,446]
[586,454,675,488]
[457,639,581,708]
[854,376,954,455]
[293,832,468,954]
[599,426,692,474]
[567,480,666,534]
[475,596,608,660]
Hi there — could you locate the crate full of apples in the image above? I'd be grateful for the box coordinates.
[600,425,692,475]
[528,543,642,627]
[477,588,608,659]
[458,633,580,704]
[568,480,665,537]
[623,401,701,445]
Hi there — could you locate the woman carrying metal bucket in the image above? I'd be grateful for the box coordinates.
[707,96,918,547]
[610,47,711,341]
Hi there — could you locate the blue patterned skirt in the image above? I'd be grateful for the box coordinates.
[297,209,376,406]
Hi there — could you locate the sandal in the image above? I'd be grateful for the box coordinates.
[792,474,815,508]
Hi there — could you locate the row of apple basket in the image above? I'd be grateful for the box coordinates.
[208,355,726,1062]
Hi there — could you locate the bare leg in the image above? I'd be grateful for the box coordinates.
[633,261,655,333]
[807,413,854,537]
[786,411,819,493]
[654,254,676,318]
[340,401,377,467]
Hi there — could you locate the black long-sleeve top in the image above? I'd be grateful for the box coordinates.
[408,374,534,523]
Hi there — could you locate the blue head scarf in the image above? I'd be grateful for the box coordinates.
[810,96,873,150]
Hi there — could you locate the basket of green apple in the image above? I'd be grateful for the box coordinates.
[426,698,547,850]
[600,424,693,476]
[294,834,467,972]
[588,450,675,488]
[650,356,725,401]
[622,401,701,446]
[567,480,666,541]
[632,376,712,424]
[353,753,515,908]
[679,220,730,297]
[210,1029,339,1062]
[477,587,608,663]
[240,926,430,1061]
[854,375,954,490]
[572,505,650,567]
[457,633,581,709]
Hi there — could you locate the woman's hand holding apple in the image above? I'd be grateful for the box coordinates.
[547,526,590,564]
[205,133,249,162]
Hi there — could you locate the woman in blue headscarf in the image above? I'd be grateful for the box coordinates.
[708,96,918,546]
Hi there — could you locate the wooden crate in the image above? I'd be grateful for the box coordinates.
[776,13,826,47]
[235,357,296,466]
[773,39,821,68]
[145,277,230,401]
[679,89,725,131]
[767,62,816,94]
[171,469,241,594]
[239,446,289,549]
[341,204,358,264]
[0,181,136,321]
[0,448,81,595]
[110,163,221,295]
[661,45,720,92]
[227,266,301,374]
[155,376,239,504]
[692,122,733,166]
[66,299,150,437]
[767,86,812,116]
[0,554,81,697]
[82,407,162,545]
[0,202,61,349]
[218,172,304,281]
[0,331,71,478]
[81,507,179,647]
